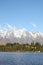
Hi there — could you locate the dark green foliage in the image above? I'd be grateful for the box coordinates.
[0,42,43,52]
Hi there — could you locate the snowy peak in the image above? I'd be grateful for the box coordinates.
[0,26,43,44]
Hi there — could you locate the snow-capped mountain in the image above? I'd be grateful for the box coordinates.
[0,27,43,45]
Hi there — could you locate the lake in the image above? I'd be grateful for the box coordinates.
[0,52,43,65]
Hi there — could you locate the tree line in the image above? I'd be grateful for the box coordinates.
[0,42,43,52]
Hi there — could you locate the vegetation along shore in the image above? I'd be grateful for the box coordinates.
[0,42,43,52]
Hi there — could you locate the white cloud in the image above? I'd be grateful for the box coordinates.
[32,23,37,27]
[0,25,4,33]
[7,24,13,29]
[0,25,2,29]
[6,24,15,31]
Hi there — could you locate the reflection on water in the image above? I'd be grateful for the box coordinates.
[0,52,43,65]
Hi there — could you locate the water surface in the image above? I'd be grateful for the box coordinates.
[0,52,43,65]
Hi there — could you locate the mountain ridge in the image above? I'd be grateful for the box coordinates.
[0,28,43,45]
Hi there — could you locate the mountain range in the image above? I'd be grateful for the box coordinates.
[0,28,43,45]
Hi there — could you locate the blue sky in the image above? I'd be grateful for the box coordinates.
[0,0,43,32]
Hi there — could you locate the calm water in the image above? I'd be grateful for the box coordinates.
[0,52,43,65]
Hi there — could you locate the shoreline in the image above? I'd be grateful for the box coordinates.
[0,50,42,52]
